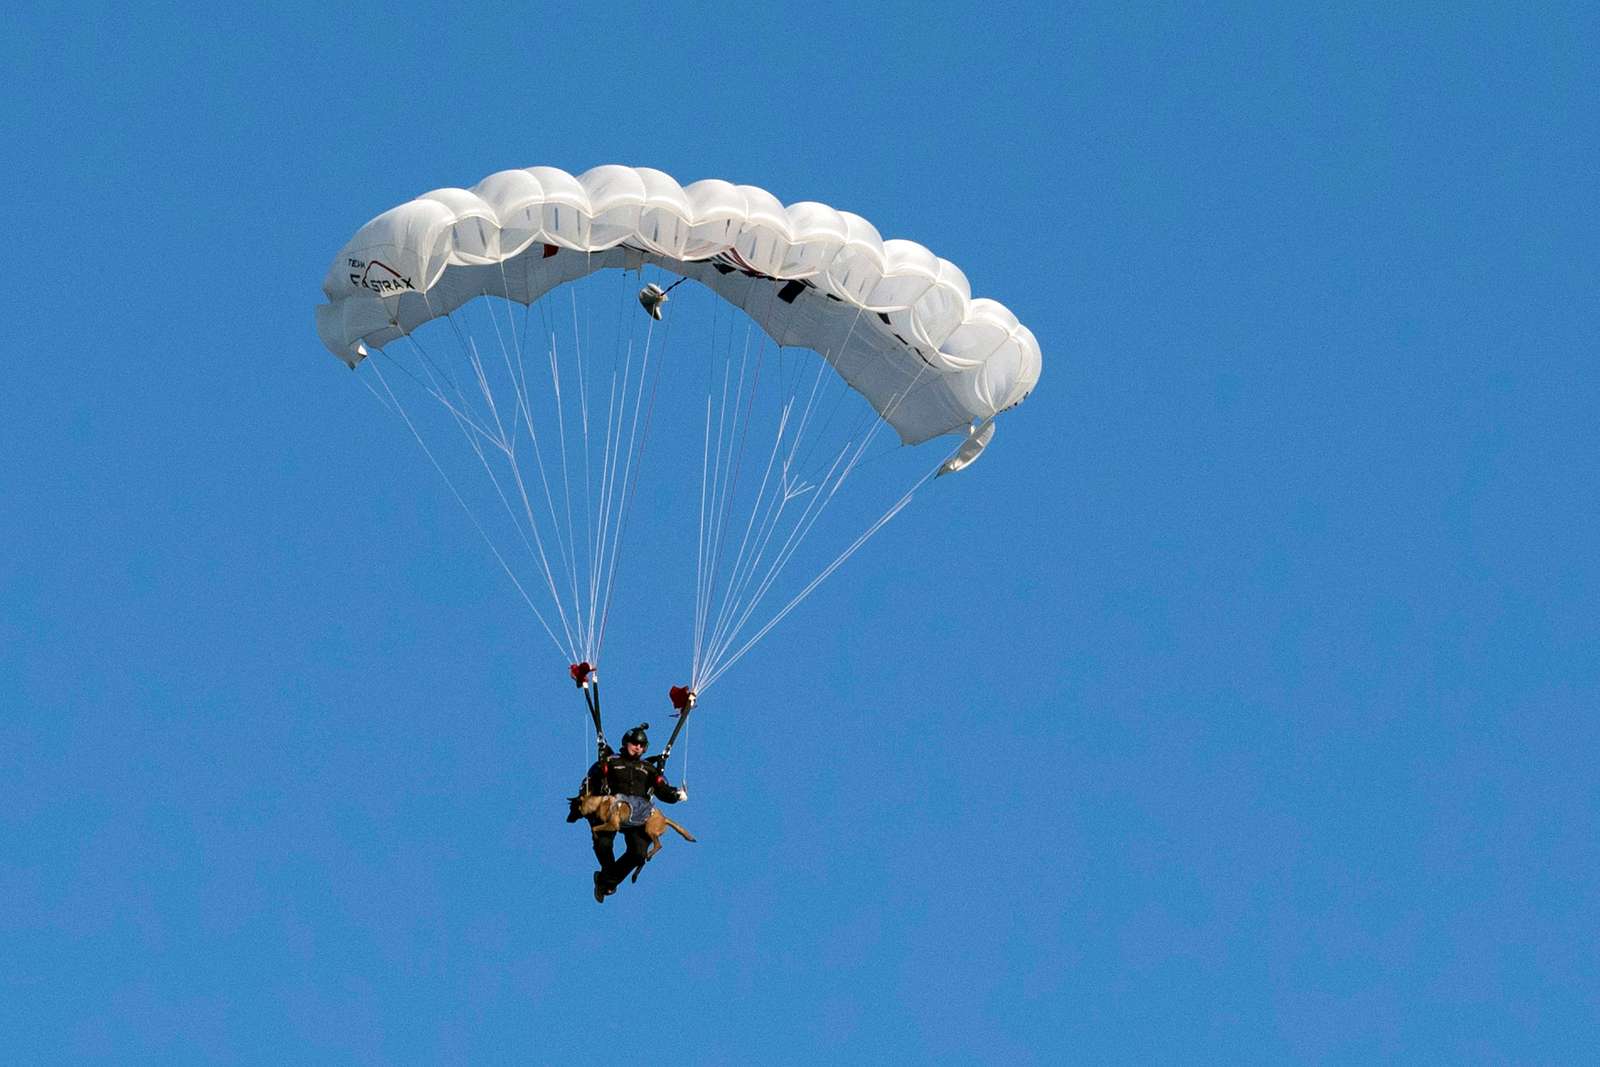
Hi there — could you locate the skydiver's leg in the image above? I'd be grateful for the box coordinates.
[593,830,618,886]
[610,827,652,884]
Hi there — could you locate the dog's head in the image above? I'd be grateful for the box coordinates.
[567,779,600,823]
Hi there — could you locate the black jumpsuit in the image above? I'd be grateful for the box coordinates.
[586,753,682,891]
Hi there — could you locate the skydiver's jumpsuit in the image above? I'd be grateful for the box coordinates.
[585,752,683,891]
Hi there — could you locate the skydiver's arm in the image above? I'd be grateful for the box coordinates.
[651,772,683,803]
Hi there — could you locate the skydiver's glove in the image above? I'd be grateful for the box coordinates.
[675,786,688,803]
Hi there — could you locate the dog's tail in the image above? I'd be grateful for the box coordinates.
[660,817,697,842]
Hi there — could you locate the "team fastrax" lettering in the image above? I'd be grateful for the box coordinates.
[348,258,415,295]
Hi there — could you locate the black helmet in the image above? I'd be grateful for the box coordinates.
[621,723,650,749]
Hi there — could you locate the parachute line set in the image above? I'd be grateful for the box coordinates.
[317,165,1040,756]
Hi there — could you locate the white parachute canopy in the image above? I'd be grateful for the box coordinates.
[315,165,1041,693]
[318,165,1039,444]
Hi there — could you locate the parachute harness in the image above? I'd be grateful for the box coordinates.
[571,661,695,767]
[570,661,607,757]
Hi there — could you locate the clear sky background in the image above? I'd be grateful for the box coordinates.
[3,3,1596,1062]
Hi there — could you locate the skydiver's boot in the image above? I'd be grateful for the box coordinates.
[594,871,608,903]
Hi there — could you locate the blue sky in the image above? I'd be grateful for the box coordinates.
[3,3,1596,1061]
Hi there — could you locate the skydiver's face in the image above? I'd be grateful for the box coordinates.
[624,741,645,757]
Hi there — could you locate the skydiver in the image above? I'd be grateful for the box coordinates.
[580,723,686,902]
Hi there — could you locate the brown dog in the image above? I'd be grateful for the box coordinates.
[572,792,697,881]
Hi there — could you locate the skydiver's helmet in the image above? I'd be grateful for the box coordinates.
[621,724,650,752]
